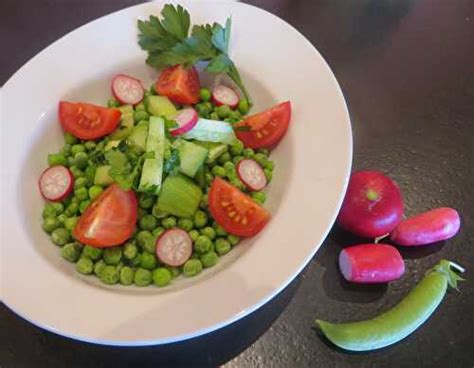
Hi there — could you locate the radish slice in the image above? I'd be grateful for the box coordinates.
[339,244,405,283]
[237,159,267,191]
[39,165,74,202]
[170,108,199,136]
[111,74,144,105]
[212,85,240,109]
[156,228,193,266]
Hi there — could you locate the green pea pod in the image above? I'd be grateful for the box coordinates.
[315,260,465,351]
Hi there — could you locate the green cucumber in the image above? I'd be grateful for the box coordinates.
[154,173,203,218]
[104,140,121,151]
[110,107,134,140]
[145,95,177,118]
[182,118,238,145]
[173,140,208,178]
[94,165,114,186]
[118,105,134,115]
[127,122,148,153]
[206,144,228,163]
[138,117,165,194]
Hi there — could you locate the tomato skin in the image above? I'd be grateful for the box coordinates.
[59,101,121,140]
[156,65,200,105]
[208,178,270,237]
[73,184,138,247]
[235,101,291,149]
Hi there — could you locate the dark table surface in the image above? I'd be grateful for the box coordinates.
[1,0,473,367]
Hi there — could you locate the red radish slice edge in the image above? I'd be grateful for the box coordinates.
[212,85,240,109]
[170,108,199,136]
[39,165,74,202]
[111,74,144,105]
[156,228,193,267]
[237,159,267,191]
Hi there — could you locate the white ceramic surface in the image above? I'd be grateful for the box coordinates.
[0,0,352,345]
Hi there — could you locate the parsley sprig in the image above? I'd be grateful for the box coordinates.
[138,4,252,105]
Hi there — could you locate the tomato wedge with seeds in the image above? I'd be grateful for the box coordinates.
[208,178,270,237]
[156,64,200,105]
[235,101,291,149]
[73,184,137,248]
[59,101,121,140]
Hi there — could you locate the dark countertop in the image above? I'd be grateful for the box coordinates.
[1,1,473,367]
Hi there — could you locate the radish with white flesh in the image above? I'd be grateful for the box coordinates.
[170,108,199,136]
[39,165,74,202]
[156,228,193,266]
[339,244,405,283]
[212,85,239,108]
[111,74,144,105]
[237,159,267,191]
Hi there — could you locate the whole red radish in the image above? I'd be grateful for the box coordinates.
[339,243,405,283]
[338,171,404,238]
[390,207,460,246]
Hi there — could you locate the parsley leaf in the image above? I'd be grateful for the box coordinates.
[163,148,180,175]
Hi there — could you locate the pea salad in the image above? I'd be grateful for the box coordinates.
[38,4,292,288]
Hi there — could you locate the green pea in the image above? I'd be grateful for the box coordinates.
[71,144,86,156]
[48,153,67,167]
[130,253,142,267]
[95,141,105,152]
[216,105,231,119]
[135,102,146,111]
[251,191,266,205]
[73,152,89,170]
[194,235,213,253]
[213,223,228,237]
[139,214,158,231]
[84,140,97,151]
[188,229,200,242]
[65,202,79,216]
[140,252,157,270]
[152,227,165,238]
[162,216,177,229]
[264,160,274,171]
[76,257,93,274]
[193,210,208,228]
[212,165,226,177]
[142,236,156,254]
[205,173,214,186]
[56,213,68,224]
[64,216,78,231]
[61,242,82,262]
[256,148,269,156]
[84,165,97,184]
[42,203,57,218]
[103,247,122,265]
[223,162,236,177]
[200,227,216,240]
[50,202,64,214]
[230,177,246,191]
[199,194,208,210]
[199,87,212,102]
[209,112,219,120]
[82,245,103,261]
[69,166,84,178]
[61,144,72,158]
[134,110,149,122]
[183,259,203,277]
[94,259,106,276]
[215,238,231,255]
[264,168,273,182]
[64,132,78,145]
[230,140,244,156]
[134,268,152,286]
[254,153,268,167]
[178,218,194,232]
[51,228,70,246]
[196,103,212,117]
[119,266,135,285]
[232,156,244,165]
[107,98,120,108]
[166,266,181,278]
[88,185,103,201]
[100,265,119,284]
[238,99,250,114]
[228,110,242,121]
[42,217,60,233]
[201,251,218,268]
[227,234,241,246]
[116,261,124,275]
[218,152,232,165]
[152,267,172,287]
[139,194,155,209]
[123,241,138,260]
[243,148,255,158]
[79,200,91,214]
[136,230,153,248]
[74,177,88,190]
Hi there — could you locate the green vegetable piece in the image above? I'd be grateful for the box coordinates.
[51,228,70,246]
[42,203,57,218]
[213,223,228,237]
[206,143,228,164]
[65,202,79,216]
[162,216,177,229]
[176,140,208,178]
[94,165,114,186]
[134,268,152,286]
[42,217,60,233]
[61,242,82,263]
[178,218,194,232]
[127,122,149,153]
[64,216,78,231]
[82,245,103,261]
[243,148,255,158]
[140,252,158,270]
[123,241,138,260]
[94,259,106,276]
[199,88,211,102]
[56,213,67,225]
[182,118,238,145]
[139,214,158,231]
[227,234,240,246]
[315,260,465,351]
[264,168,273,182]
[232,155,244,165]
[74,177,88,190]
[194,235,213,253]
[108,98,120,108]
[216,105,231,119]
[188,229,199,242]
[183,259,203,277]
[193,210,208,228]
[215,238,231,256]
[209,112,219,121]
[152,267,172,287]
[76,257,94,274]
[103,247,122,265]
[135,102,146,111]
[136,230,153,249]
[199,194,208,209]
[71,144,86,156]
[166,266,181,278]
[100,265,119,284]
[201,251,218,268]
[84,140,97,151]
[218,152,232,165]
[200,227,216,240]
[155,174,203,218]
[88,185,103,201]
[79,200,91,214]
[134,110,150,122]
[145,95,177,118]
[238,99,250,114]
[251,191,266,205]
[73,152,89,170]
[48,153,67,167]
[69,166,84,178]
[120,266,135,285]
[139,193,155,209]
[74,187,89,201]
[152,227,165,238]
[64,132,78,145]
[84,165,97,184]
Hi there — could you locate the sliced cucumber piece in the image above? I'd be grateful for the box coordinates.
[110,109,134,140]
[146,95,177,118]
[94,165,114,186]
[127,122,148,153]
[104,139,121,151]
[182,118,238,145]
[172,139,208,178]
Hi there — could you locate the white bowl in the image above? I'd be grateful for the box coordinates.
[0,1,352,345]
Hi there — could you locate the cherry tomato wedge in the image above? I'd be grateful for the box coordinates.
[156,64,200,105]
[59,101,121,140]
[235,101,291,149]
[208,178,270,237]
[73,184,137,247]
